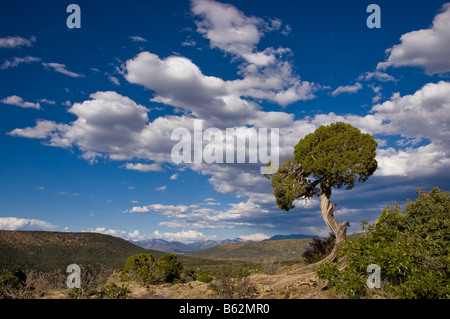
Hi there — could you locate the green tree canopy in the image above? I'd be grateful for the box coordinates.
[268,122,378,264]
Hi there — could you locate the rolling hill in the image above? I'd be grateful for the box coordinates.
[188,238,314,263]
[0,230,316,280]
[0,230,164,274]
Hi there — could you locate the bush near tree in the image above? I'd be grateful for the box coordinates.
[316,187,450,299]
[302,233,335,264]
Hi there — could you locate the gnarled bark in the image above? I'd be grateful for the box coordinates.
[318,193,349,263]
[296,192,349,274]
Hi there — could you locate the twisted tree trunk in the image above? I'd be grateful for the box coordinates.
[297,190,349,273]
[318,192,349,263]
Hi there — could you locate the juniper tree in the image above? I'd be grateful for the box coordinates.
[267,122,377,264]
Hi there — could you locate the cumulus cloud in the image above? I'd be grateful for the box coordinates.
[124,193,276,230]
[310,81,450,177]
[192,0,264,56]
[370,81,450,143]
[0,217,57,230]
[42,62,83,78]
[152,229,216,243]
[377,3,450,75]
[0,35,36,48]
[87,227,141,240]
[239,233,270,241]
[190,0,316,105]
[9,91,166,162]
[125,52,246,125]
[1,95,40,109]
[8,0,450,238]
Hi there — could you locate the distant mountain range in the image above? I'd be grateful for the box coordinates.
[131,234,317,253]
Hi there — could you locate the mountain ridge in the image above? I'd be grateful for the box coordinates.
[132,233,318,253]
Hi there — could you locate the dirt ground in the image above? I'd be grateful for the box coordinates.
[40,266,333,299]
[120,268,330,299]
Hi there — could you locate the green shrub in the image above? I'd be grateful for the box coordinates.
[119,253,183,285]
[153,253,183,283]
[302,233,335,264]
[104,282,130,299]
[68,287,88,299]
[119,253,156,285]
[0,269,33,299]
[317,188,450,299]
[196,273,213,283]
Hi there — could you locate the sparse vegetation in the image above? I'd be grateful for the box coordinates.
[209,262,258,299]
[0,269,33,299]
[1,194,449,301]
[317,188,450,299]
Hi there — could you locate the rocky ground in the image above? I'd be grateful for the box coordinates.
[118,268,330,299]
[40,267,331,299]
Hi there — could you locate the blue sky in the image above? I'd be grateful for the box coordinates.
[1,0,449,243]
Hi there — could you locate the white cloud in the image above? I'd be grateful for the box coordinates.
[1,95,40,109]
[375,144,450,176]
[125,51,259,126]
[42,62,83,78]
[127,206,150,213]
[129,36,148,42]
[9,120,64,139]
[59,191,80,196]
[309,81,450,177]
[330,82,363,97]
[0,35,36,48]
[377,3,450,75]
[169,173,179,180]
[192,0,263,55]
[124,194,275,230]
[39,99,56,105]
[370,81,450,146]
[1,56,41,70]
[8,0,450,239]
[124,162,163,172]
[181,38,197,47]
[152,229,216,243]
[108,75,120,85]
[358,70,396,82]
[0,217,57,230]
[87,227,141,240]
[239,233,270,241]
[155,185,167,191]
[9,91,155,160]
[190,0,316,105]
